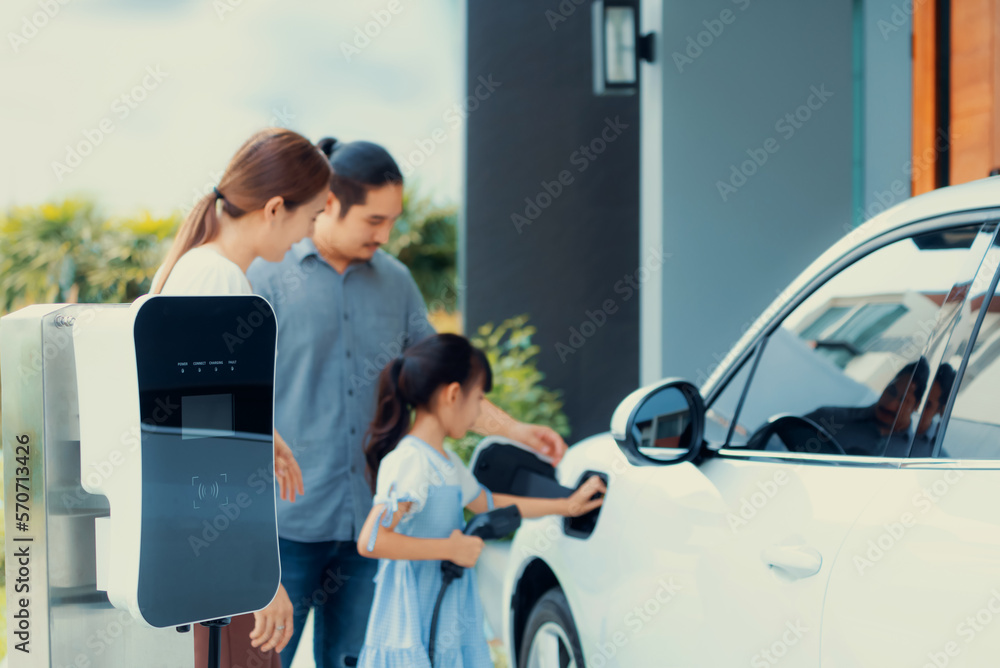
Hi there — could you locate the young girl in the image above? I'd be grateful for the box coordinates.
[356,333,606,667]
[150,127,332,667]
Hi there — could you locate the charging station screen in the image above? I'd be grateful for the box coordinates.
[131,297,280,626]
[182,393,235,440]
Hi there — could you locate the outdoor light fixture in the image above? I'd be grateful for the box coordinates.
[592,1,654,96]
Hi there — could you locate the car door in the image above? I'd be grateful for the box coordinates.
[822,219,1000,667]
[555,216,994,667]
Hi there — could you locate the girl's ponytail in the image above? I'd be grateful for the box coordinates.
[362,334,494,492]
[151,191,221,294]
[364,357,412,491]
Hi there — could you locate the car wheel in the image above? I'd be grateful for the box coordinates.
[518,588,585,668]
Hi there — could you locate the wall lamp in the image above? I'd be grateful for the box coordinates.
[592,1,655,96]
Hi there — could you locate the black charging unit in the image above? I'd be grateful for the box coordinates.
[472,439,606,539]
[428,505,522,665]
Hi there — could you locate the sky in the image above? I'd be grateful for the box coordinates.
[0,0,463,217]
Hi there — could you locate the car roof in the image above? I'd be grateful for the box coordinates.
[838,175,1000,252]
[702,176,1000,396]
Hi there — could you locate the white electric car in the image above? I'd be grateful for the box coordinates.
[502,177,1000,667]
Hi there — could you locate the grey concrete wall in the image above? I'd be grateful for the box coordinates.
[861,0,913,222]
[464,0,641,441]
[645,0,857,386]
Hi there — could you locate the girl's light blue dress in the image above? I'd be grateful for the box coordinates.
[357,436,495,668]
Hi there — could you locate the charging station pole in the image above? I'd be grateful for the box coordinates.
[2,303,195,667]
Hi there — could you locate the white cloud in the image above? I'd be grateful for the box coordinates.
[0,0,462,216]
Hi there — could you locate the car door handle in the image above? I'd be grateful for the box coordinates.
[761,545,823,580]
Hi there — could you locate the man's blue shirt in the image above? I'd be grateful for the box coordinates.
[248,239,437,542]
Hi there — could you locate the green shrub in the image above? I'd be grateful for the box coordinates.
[386,190,458,312]
[449,315,570,464]
[0,199,177,313]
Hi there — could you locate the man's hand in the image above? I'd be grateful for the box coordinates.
[510,422,568,465]
[274,430,305,503]
[250,583,294,653]
[472,400,569,466]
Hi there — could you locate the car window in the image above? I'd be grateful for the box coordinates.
[705,352,754,447]
[724,225,984,456]
[936,240,1000,460]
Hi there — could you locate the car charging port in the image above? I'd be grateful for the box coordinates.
[563,470,607,539]
[470,438,607,539]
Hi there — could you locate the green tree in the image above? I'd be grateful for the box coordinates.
[0,199,177,313]
[386,190,458,312]
[449,315,570,463]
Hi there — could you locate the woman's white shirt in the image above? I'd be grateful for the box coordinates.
[152,246,252,296]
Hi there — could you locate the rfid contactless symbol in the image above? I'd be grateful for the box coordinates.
[192,475,228,509]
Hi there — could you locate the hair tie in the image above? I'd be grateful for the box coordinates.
[213,186,224,201]
[391,356,409,404]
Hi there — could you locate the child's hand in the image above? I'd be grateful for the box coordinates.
[448,529,484,568]
[565,475,606,517]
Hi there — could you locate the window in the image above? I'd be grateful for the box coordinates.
[937,244,1000,460]
[721,225,983,457]
[705,353,753,447]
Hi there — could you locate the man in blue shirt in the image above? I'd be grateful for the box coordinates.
[248,138,567,668]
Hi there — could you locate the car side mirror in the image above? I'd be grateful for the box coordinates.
[610,379,705,465]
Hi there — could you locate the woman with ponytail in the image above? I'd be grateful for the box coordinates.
[355,334,606,667]
[152,128,331,295]
[150,128,332,668]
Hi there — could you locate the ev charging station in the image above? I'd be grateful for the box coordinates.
[1,296,280,667]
